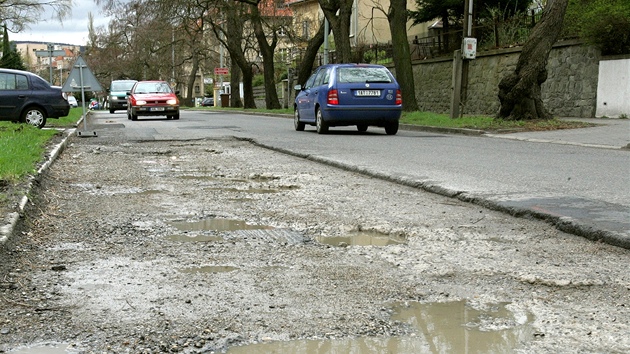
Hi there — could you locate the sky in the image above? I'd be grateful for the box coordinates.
[11,2,111,46]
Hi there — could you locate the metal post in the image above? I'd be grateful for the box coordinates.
[48,44,54,84]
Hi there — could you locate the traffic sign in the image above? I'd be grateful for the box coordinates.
[214,67,229,75]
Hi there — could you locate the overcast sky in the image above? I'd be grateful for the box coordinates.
[11,2,111,46]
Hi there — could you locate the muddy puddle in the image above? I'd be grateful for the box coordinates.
[179,265,238,273]
[168,218,273,232]
[8,343,71,354]
[227,300,533,353]
[316,230,407,247]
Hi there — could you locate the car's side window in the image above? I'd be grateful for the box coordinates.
[0,73,15,90]
[16,75,29,90]
[31,76,50,90]
[304,71,318,90]
[314,68,328,87]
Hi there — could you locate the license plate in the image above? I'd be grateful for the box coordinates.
[150,107,165,111]
[356,90,380,97]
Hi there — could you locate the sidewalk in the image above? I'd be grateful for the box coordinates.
[485,118,630,150]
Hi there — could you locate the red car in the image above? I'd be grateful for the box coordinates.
[127,80,180,120]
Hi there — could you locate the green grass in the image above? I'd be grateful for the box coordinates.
[0,122,59,183]
[400,111,595,132]
[46,107,84,128]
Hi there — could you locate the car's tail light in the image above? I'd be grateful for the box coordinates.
[327,89,339,105]
[395,90,402,105]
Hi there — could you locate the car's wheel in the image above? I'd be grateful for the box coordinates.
[22,107,46,129]
[357,124,368,132]
[385,121,399,135]
[294,108,305,131]
[110,109,115,114]
[315,108,328,134]
[131,113,138,121]
[173,114,180,120]
[166,115,173,120]
[127,112,131,120]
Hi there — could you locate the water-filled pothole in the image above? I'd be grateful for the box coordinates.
[227,300,533,353]
[169,218,273,232]
[8,343,70,354]
[166,234,223,242]
[179,266,238,273]
[316,230,406,247]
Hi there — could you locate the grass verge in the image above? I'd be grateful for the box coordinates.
[0,122,59,184]
[400,112,595,132]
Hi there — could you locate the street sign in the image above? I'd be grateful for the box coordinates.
[61,56,103,92]
[214,67,229,75]
[35,49,66,57]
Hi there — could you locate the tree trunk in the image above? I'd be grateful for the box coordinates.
[229,53,243,108]
[184,53,199,107]
[219,2,256,108]
[388,0,419,112]
[296,19,327,87]
[251,3,282,109]
[319,0,354,63]
[497,0,568,120]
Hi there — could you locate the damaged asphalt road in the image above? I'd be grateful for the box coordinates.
[0,131,628,353]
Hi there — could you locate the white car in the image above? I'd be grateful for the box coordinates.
[67,96,78,107]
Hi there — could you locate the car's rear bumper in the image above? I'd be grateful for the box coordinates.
[322,105,401,126]
[49,104,70,118]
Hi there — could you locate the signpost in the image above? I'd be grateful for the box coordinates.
[35,44,66,84]
[61,55,103,137]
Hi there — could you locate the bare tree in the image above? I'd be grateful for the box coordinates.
[318,0,354,63]
[384,0,419,111]
[0,0,72,34]
[497,0,568,120]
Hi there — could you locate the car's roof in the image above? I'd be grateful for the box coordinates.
[0,68,41,77]
[112,79,137,82]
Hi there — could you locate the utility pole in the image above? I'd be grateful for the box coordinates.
[450,0,475,118]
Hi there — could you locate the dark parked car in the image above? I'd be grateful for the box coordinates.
[294,63,402,135]
[108,79,137,113]
[201,97,214,107]
[0,68,70,128]
[127,80,180,120]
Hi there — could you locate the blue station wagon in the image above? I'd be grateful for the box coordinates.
[294,63,402,135]
[0,68,70,128]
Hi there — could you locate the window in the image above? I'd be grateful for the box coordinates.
[0,73,29,90]
[337,67,392,84]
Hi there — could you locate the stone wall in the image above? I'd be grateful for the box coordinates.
[407,40,601,118]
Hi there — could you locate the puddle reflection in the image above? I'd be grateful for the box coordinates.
[227,301,533,354]
[169,218,272,232]
[179,266,238,273]
[316,231,406,247]
[8,344,70,354]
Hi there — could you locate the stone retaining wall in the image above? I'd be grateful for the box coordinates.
[408,40,601,118]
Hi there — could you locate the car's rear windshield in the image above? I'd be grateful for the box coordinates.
[111,81,137,91]
[337,67,392,83]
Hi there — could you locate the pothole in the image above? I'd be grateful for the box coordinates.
[179,266,238,273]
[168,218,273,232]
[316,230,407,247]
[227,301,533,353]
